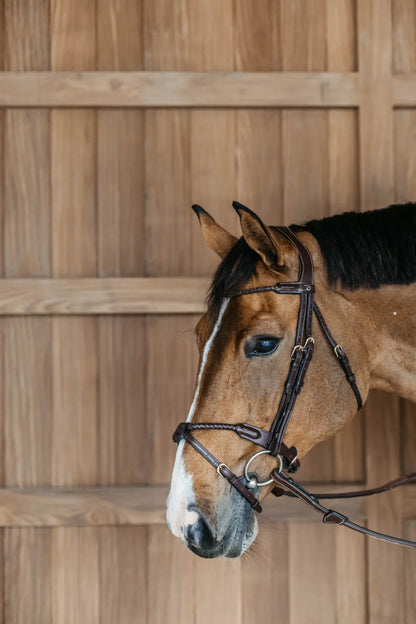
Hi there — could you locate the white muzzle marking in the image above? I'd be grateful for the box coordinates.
[166,300,230,538]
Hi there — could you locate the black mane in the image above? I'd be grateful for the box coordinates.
[208,203,416,317]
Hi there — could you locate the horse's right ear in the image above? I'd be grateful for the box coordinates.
[192,205,237,259]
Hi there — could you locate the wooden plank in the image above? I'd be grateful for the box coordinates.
[236,110,283,225]
[52,317,98,486]
[0,277,208,314]
[404,520,416,621]
[4,110,50,277]
[97,0,143,70]
[234,1,281,71]
[0,482,372,527]
[4,318,52,487]
[146,315,198,485]
[4,0,49,70]
[392,0,416,73]
[148,526,194,624]
[51,527,99,624]
[194,556,242,624]
[358,2,402,623]
[98,527,147,624]
[97,110,144,277]
[190,110,237,274]
[51,0,96,71]
[51,110,96,277]
[288,524,338,624]
[98,317,147,484]
[242,526,289,624]
[0,71,361,107]
[4,528,51,623]
[280,0,327,71]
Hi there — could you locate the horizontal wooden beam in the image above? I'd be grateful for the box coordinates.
[0,71,360,107]
[0,483,414,527]
[0,484,375,527]
[0,277,208,314]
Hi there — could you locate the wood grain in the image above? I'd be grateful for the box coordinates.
[4,0,49,70]
[99,527,147,624]
[0,71,361,107]
[0,482,373,527]
[4,528,51,624]
[97,0,143,70]
[4,110,50,277]
[0,277,208,314]
[51,527,99,624]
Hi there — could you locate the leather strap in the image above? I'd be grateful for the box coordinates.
[271,469,416,548]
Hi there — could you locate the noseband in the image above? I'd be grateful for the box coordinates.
[173,226,416,548]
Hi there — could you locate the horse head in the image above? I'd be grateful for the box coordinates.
[167,203,369,558]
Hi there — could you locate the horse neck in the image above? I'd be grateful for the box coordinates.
[330,282,416,402]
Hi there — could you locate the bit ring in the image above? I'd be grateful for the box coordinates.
[244,450,283,488]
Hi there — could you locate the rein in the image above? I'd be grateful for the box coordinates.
[173,226,416,549]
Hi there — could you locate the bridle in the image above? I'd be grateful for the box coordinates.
[173,226,416,548]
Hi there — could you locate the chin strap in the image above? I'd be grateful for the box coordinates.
[271,469,416,548]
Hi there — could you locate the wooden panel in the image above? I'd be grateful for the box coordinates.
[98,317,147,485]
[97,110,144,277]
[404,520,416,620]
[194,556,242,624]
[190,110,237,275]
[51,528,99,624]
[0,71,361,107]
[51,0,96,71]
[236,110,283,224]
[0,277,208,314]
[4,110,50,277]
[99,527,147,624]
[145,110,191,276]
[4,0,49,70]
[394,109,416,201]
[4,319,52,487]
[52,317,98,486]
[280,0,328,71]
[148,526,194,624]
[234,1,281,71]
[51,110,96,277]
[288,524,338,623]
[97,0,143,70]
[144,0,233,71]
[242,527,289,624]
[402,399,416,474]
[146,316,198,485]
[392,0,416,72]
[282,110,329,225]
[4,528,51,624]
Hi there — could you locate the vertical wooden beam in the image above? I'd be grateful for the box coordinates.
[357,4,402,622]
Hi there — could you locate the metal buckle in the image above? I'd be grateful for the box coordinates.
[216,462,230,477]
[291,336,315,358]
[334,344,343,358]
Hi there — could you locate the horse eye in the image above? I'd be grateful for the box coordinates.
[245,335,280,358]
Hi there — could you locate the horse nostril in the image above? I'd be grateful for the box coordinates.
[184,514,215,551]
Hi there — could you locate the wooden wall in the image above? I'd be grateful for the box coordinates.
[0,1,415,623]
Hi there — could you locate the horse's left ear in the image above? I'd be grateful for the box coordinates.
[233,201,293,271]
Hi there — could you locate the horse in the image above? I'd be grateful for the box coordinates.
[166,202,416,558]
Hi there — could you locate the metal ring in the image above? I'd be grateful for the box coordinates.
[244,450,283,487]
[303,336,315,348]
[216,462,229,477]
[291,344,303,357]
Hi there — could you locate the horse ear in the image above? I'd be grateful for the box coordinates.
[233,201,292,271]
[192,205,237,259]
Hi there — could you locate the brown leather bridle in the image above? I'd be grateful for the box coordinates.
[173,226,416,548]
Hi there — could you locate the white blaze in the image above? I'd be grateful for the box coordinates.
[166,299,230,538]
